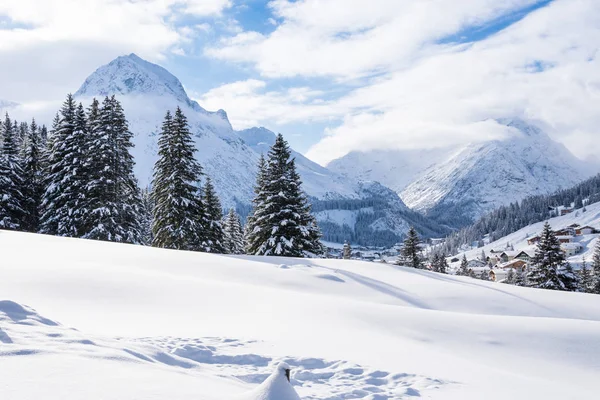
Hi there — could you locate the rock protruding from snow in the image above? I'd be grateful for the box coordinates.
[243,362,300,400]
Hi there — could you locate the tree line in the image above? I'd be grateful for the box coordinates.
[0,94,323,257]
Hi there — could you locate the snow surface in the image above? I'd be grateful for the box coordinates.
[1,230,600,399]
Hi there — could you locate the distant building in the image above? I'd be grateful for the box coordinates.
[527,236,541,245]
[560,242,583,257]
[576,226,597,235]
[515,250,535,262]
[556,235,574,244]
[497,259,527,272]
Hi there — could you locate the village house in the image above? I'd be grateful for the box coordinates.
[499,250,519,263]
[576,226,597,235]
[497,259,527,272]
[561,208,574,216]
[560,242,583,257]
[515,250,535,262]
[527,236,541,245]
[489,269,509,282]
[556,235,574,244]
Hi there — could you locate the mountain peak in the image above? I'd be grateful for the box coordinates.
[74,53,191,105]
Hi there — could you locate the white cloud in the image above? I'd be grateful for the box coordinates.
[200,0,600,165]
[0,0,232,102]
[196,79,336,128]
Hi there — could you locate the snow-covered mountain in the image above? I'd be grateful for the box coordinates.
[330,119,595,226]
[73,54,446,245]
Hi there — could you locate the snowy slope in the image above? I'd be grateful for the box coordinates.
[329,119,593,226]
[1,231,600,399]
[457,200,600,270]
[72,54,445,244]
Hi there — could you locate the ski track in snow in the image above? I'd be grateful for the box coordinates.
[0,300,448,399]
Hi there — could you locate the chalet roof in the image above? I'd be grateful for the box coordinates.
[500,250,519,257]
[560,243,583,250]
[497,259,527,269]
[515,250,535,258]
[556,235,574,240]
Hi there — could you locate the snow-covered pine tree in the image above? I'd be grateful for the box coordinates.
[41,96,88,236]
[245,134,323,257]
[480,249,486,262]
[515,268,527,286]
[343,241,352,259]
[431,253,440,272]
[202,177,226,253]
[152,107,204,250]
[244,154,267,253]
[398,226,423,268]
[139,187,154,246]
[223,208,244,254]
[439,256,448,274]
[505,268,515,284]
[20,119,44,232]
[456,254,469,276]
[579,258,594,293]
[528,222,577,291]
[479,270,489,281]
[593,240,600,295]
[82,96,142,243]
[0,113,25,230]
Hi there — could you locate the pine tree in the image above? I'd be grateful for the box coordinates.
[479,270,489,281]
[439,256,448,274]
[593,240,600,295]
[0,113,25,230]
[579,258,594,293]
[152,108,204,250]
[528,222,577,291]
[431,253,440,272]
[81,97,142,243]
[223,208,244,254]
[40,96,87,236]
[398,226,423,268]
[457,254,469,276]
[343,241,352,259]
[244,154,267,253]
[480,249,486,262]
[505,268,515,284]
[515,268,527,286]
[202,177,226,253]
[139,187,154,246]
[245,134,323,257]
[20,119,44,232]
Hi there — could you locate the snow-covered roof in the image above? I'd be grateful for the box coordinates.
[560,243,582,250]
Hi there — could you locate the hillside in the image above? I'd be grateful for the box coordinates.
[455,199,600,270]
[1,231,600,399]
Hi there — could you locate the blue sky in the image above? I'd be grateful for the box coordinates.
[1,0,599,163]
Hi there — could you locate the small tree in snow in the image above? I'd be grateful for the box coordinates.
[223,208,245,254]
[528,222,578,291]
[398,226,423,268]
[457,255,469,276]
[579,257,594,293]
[343,241,352,260]
[593,240,600,295]
[505,268,515,284]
